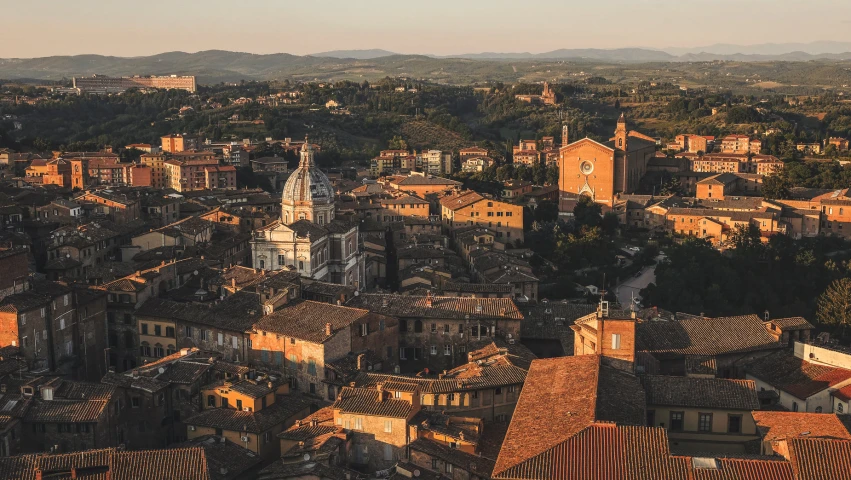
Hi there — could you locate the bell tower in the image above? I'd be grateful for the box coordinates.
[615,113,628,151]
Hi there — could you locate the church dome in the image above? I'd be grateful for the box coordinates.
[281,139,334,207]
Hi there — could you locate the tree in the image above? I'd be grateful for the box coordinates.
[817,278,851,336]
[762,173,792,200]
[533,201,559,223]
[387,135,408,151]
[573,196,602,228]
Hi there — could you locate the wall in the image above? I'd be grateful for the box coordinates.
[647,406,758,454]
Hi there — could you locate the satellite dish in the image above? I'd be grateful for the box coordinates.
[414,470,421,477]
[66,254,70,258]
[158,367,165,374]
[193,270,199,276]
[303,453,311,461]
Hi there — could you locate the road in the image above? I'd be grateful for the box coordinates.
[616,254,665,308]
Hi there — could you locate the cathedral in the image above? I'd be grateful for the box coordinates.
[558,114,656,209]
[250,139,364,287]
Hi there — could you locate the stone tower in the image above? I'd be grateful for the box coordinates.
[615,113,628,151]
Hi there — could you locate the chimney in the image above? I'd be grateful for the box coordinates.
[231,278,237,288]
[71,467,78,479]
[267,381,273,389]
[325,323,332,336]
[311,417,318,427]
[425,291,433,307]
[35,469,43,480]
[357,353,366,371]
[376,383,384,402]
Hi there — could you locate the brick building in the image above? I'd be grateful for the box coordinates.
[558,115,656,209]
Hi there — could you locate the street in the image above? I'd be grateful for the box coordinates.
[616,254,665,308]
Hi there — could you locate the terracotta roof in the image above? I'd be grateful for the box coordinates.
[786,437,851,480]
[253,300,371,343]
[332,386,414,418]
[492,355,645,477]
[752,412,851,443]
[642,376,759,410]
[23,381,114,423]
[683,457,793,480]
[408,438,495,476]
[495,424,686,480]
[0,447,210,480]
[770,317,815,331]
[744,351,851,400]
[185,395,310,433]
[440,190,484,210]
[637,315,784,358]
[346,293,523,320]
[173,435,262,480]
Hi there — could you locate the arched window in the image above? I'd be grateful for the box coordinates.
[815,406,823,413]
[153,344,164,358]
[839,403,845,414]
[414,320,423,333]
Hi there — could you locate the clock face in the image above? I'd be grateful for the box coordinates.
[579,160,594,175]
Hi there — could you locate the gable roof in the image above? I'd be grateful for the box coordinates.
[752,412,851,442]
[252,300,371,343]
[642,376,760,410]
[636,314,784,358]
[493,355,645,477]
[744,351,851,400]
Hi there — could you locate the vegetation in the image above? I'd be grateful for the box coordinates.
[642,226,851,322]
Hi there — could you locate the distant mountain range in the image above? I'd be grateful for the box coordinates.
[3,42,851,84]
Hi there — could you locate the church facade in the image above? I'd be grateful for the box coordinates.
[558,114,656,210]
[250,140,364,287]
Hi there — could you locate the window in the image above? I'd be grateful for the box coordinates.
[261,349,269,363]
[670,412,684,432]
[840,403,845,414]
[793,402,799,412]
[444,345,451,356]
[384,420,392,433]
[141,323,149,335]
[355,417,363,430]
[308,359,317,376]
[384,444,393,461]
[432,459,438,470]
[399,348,407,360]
[431,323,437,333]
[236,399,243,411]
[446,464,453,474]
[430,346,437,356]
[444,324,450,334]
[221,398,229,408]
[185,326,192,337]
[698,413,713,432]
[289,354,298,370]
[275,351,283,366]
[217,333,223,345]
[360,323,368,336]
[131,397,140,408]
[728,415,742,434]
[201,330,209,341]
[611,333,621,350]
[815,406,823,413]
[278,254,286,265]
[259,260,265,269]
[207,395,215,407]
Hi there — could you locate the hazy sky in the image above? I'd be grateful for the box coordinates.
[4,0,851,58]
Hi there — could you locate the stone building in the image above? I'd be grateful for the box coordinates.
[251,140,364,287]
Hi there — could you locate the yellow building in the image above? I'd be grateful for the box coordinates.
[138,316,177,363]
[140,154,167,188]
[440,190,524,243]
[185,375,310,460]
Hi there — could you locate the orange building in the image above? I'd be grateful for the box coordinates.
[161,134,199,153]
[558,114,656,209]
[203,165,237,190]
[42,159,72,187]
[385,172,462,197]
[164,153,220,191]
[440,190,524,243]
[721,134,762,154]
[128,164,152,187]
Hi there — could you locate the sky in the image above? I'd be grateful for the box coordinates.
[4,0,851,58]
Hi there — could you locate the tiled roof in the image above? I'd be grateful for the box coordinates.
[637,315,784,358]
[253,300,370,343]
[495,424,687,480]
[642,376,759,410]
[786,437,851,480]
[683,457,793,480]
[287,219,329,238]
[202,377,285,399]
[173,435,262,480]
[442,282,514,294]
[752,412,851,442]
[332,386,414,418]
[409,438,495,476]
[493,355,646,477]
[440,191,483,210]
[346,293,523,320]
[0,282,72,313]
[23,380,114,423]
[744,351,851,400]
[0,447,211,480]
[257,460,359,480]
[770,317,815,331]
[185,395,310,433]
[393,175,461,186]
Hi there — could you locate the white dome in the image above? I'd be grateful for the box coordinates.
[281,141,334,207]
